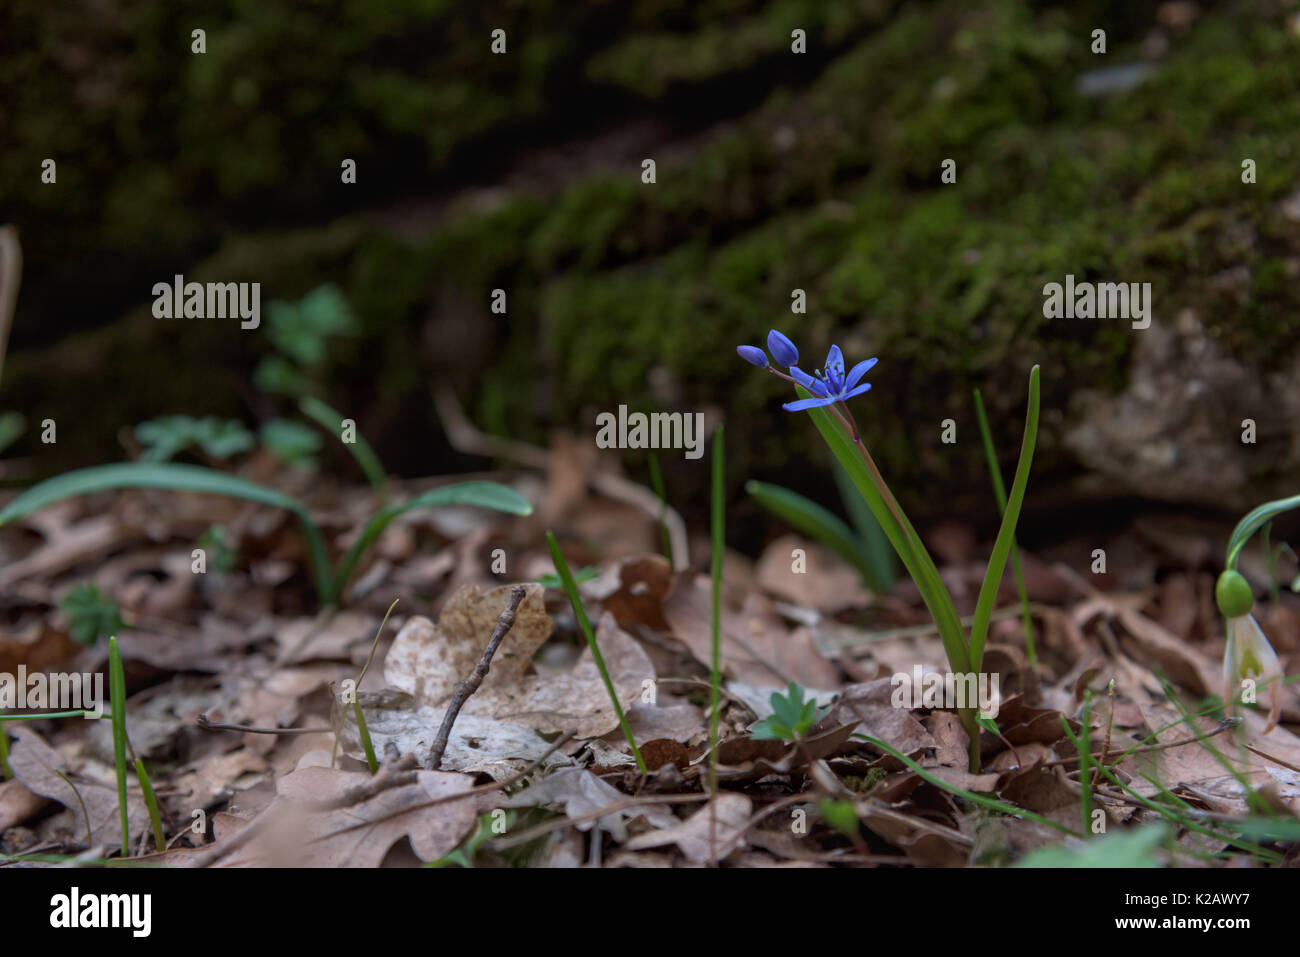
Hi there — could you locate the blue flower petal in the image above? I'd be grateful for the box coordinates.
[736,345,768,367]
[767,329,799,367]
[843,357,878,390]
[824,344,844,379]
[841,382,873,401]
[789,366,829,396]
[783,395,839,412]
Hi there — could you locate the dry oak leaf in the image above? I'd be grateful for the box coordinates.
[501,767,676,841]
[219,761,479,867]
[624,791,752,863]
[6,726,149,849]
[353,583,654,773]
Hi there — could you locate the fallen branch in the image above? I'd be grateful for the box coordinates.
[426,584,527,771]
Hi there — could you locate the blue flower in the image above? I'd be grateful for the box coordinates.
[736,345,768,367]
[784,344,878,412]
[767,329,799,367]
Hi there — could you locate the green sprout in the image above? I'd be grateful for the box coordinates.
[0,411,26,455]
[134,415,256,463]
[1016,823,1169,868]
[750,682,830,742]
[0,465,530,607]
[973,387,1036,665]
[59,584,125,646]
[258,418,322,468]
[546,531,647,774]
[533,566,598,589]
[197,525,238,576]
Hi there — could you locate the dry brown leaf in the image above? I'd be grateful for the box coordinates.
[501,767,675,841]
[219,760,479,867]
[173,749,270,809]
[828,678,936,757]
[663,574,838,688]
[353,583,655,775]
[580,554,674,630]
[6,726,149,849]
[0,778,49,831]
[755,535,870,612]
[275,610,378,665]
[624,792,751,862]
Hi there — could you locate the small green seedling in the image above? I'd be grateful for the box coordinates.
[1016,823,1169,868]
[0,411,25,455]
[197,525,238,575]
[134,415,256,463]
[59,584,125,646]
[533,566,598,589]
[750,682,829,741]
[263,284,358,369]
[259,418,322,468]
[819,799,860,838]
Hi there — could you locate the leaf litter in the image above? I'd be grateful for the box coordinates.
[1,459,1298,869]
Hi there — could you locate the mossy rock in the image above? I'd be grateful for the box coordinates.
[5,0,1300,525]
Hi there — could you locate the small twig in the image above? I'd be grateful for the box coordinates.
[195,713,334,736]
[1046,717,1238,770]
[1243,743,1300,774]
[427,584,527,771]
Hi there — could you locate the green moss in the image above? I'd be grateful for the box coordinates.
[7,0,1300,510]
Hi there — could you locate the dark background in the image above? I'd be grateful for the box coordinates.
[3,0,1298,543]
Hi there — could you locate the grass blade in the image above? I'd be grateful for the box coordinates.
[647,454,673,566]
[973,386,1036,665]
[134,758,165,853]
[108,636,130,857]
[709,427,724,806]
[802,396,971,675]
[353,700,379,773]
[969,365,1040,672]
[0,462,333,603]
[832,458,894,590]
[331,482,531,600]
[799,393,982,767]
[546,531,646,773]
[54,769,92,848]
[299,396,388,497]
[859,735,1079,836]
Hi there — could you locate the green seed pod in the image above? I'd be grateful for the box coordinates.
[1215,569,1254,619]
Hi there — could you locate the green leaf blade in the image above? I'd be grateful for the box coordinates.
[969,365,1040,672]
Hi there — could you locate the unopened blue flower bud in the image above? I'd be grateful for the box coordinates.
[737,345,768,367]
[767,329,799,367]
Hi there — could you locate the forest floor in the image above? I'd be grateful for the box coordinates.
[2,437,1299,869]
